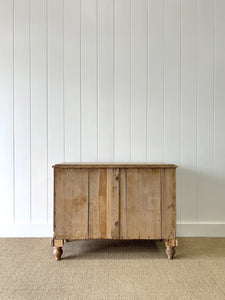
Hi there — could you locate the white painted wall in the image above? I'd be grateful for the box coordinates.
[0,0,225,237]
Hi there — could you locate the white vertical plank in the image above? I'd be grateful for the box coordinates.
[164,0,180,164]
[197,0,214,223]
[0,0,14,224]
[14,0,31,223]
[48,0,64,223]
[214,0,225,223]
[30,0,47,223]
[147,0,164,162]
[98,0,114,162]
[131,0,147,161]
[81,0,98,162]
[164,0,181,222]
[64,0,81,162]
[114,0,131,162]
[180,0,197,223]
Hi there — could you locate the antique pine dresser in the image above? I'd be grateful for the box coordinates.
[52,163,178,260]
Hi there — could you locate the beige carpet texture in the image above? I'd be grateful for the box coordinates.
[1,238,225,300]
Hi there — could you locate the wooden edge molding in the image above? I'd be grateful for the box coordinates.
[52,163,178,169]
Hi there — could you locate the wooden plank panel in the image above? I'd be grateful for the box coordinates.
[81,0,98,162]
[0,0,14,224]
[119,169,127,239]
[30,0,48,223]
[106,168,119,239]
[47,0,64,223]
[126,169,161,239]
[214,0,225,223]
[147,0,164,162]
[197,0,214,222]
[164,0,181,223]
[161,169,176,239]
[64,0,81,162]
[180,0,197,223]
[98,0,114,162]
[88,169,107,239]
[114,0,131,162]
[54,168,88,239]
[14,0,30,223]
[131,0,147,161]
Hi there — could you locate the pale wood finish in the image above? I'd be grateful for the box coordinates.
[53,164,177,259]
[54,168,88,239]
[126,169,161,239]
[53,163,177,169]
[88,169,107,239]
[161,169,176,239]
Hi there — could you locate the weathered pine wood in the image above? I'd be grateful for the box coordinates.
[161,168,176,239]
[53,163,177,169]
[88,169,107,239]
[126,169,161,239]
[119,168,127,239]
[54,168,88,239]
[106,168,119,239]
[53,163,177,260]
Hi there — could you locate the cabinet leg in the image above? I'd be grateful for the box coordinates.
[53,247,63,261]
[165,246,175,260]
[164,239,177,260]
[52,239,64,261]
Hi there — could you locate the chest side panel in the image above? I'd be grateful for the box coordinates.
[161,168,176,239]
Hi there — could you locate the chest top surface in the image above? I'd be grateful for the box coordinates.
[53,162,177,169]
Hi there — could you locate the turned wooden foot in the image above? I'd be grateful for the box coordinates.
[52,239,64,261]
[53,247,63,261]
[165,246,175,259]
[164,239,177,260]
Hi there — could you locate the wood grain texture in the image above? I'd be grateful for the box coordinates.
[53,166,176,247]
[126,169,161,239]
[119,169,127,239]
[54,168,88,239]
[88,169,107,239]
[161,169,176,239]
[106,168,119,239]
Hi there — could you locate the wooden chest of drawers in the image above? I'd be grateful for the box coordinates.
[52,163,177,260]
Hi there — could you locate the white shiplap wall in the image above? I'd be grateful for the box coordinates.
[0,0,225,237]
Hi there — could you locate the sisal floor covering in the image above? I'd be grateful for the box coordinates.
[0,238,225,300]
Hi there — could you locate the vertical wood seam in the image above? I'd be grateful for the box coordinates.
[88,168,89,238]
[126,168,128,238]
